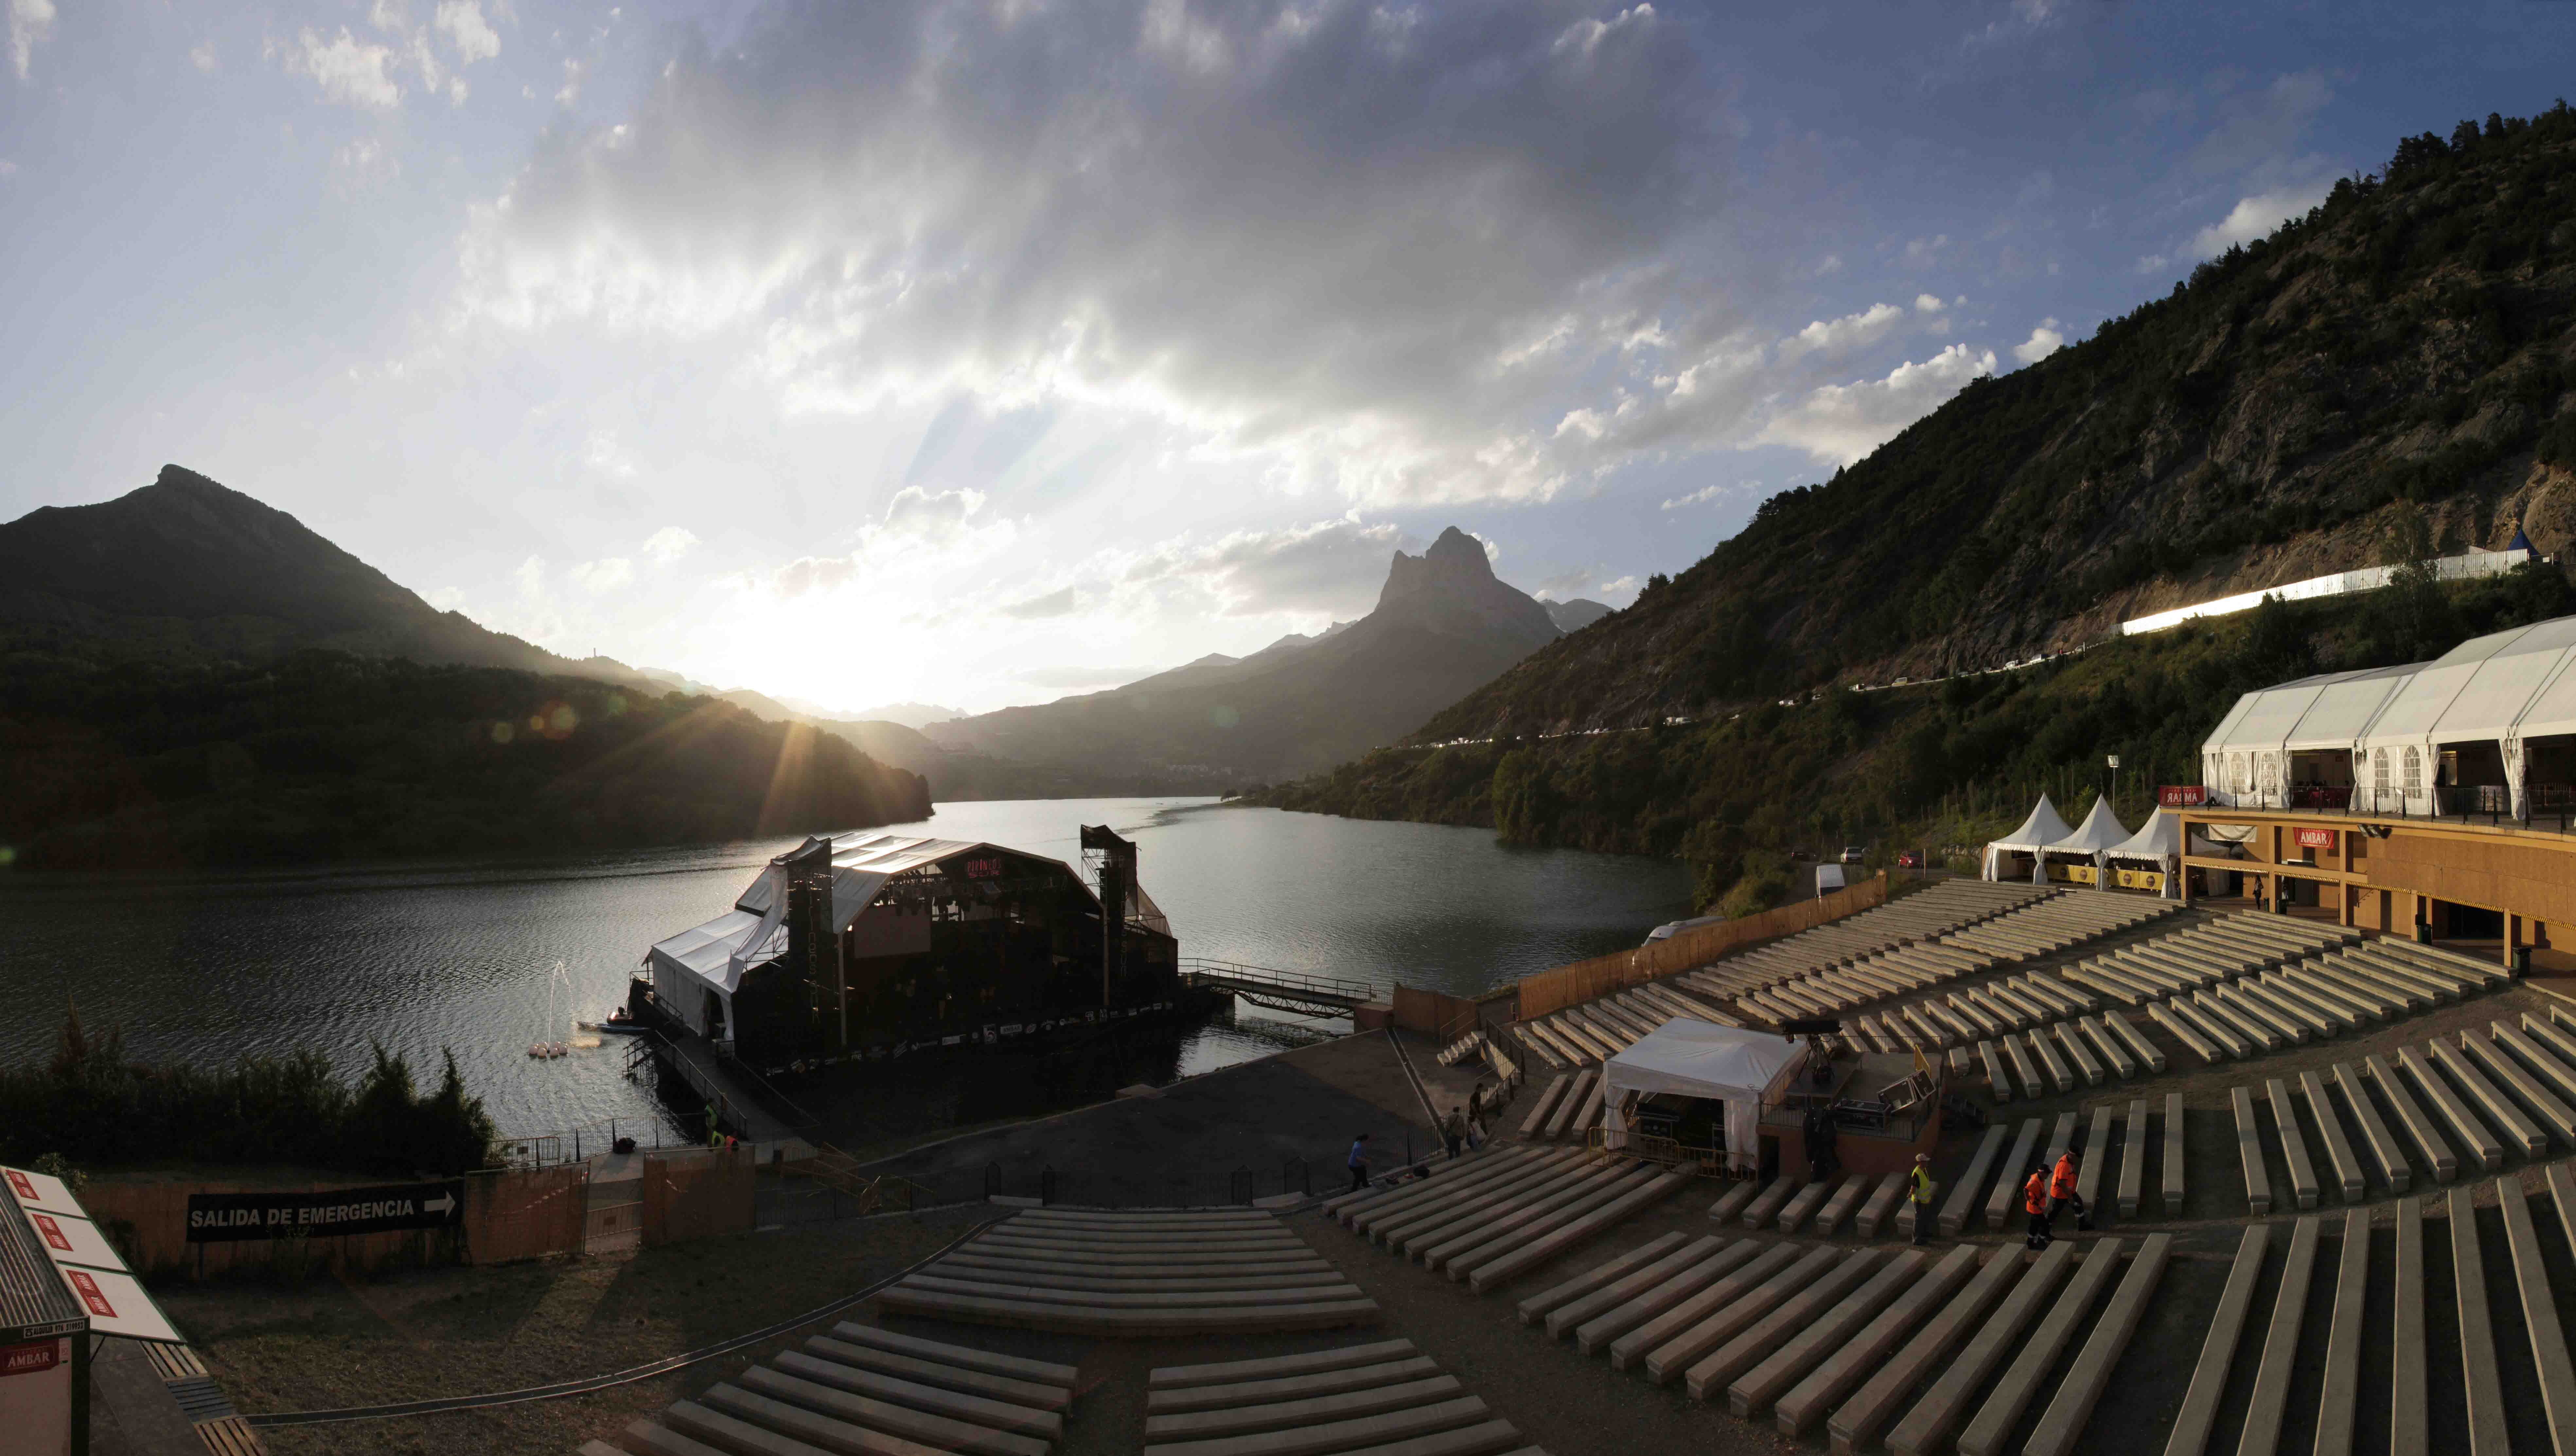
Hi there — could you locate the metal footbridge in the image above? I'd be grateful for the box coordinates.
[1179,958,1376,1018]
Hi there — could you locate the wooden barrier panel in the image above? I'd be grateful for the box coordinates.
[467,1165,590,1264]
[644,1150,755,1246]
[1518,875,1890,1019]
[1392,987,1480,1039]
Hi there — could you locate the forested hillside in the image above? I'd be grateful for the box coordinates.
[1258,561,2576,910]
[1418,105,2576,742]
[0,636,931,869]
[1256,106,2576,911]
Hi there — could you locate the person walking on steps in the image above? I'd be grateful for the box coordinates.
[1908,1153,1937,1245]
[2050,1148,2091,1231]
[1442,1109,1466,1161]
[1347,1132,1373,1193]
[2023,1164,2053,1250]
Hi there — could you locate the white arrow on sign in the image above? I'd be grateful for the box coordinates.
[424,1192,456,1217]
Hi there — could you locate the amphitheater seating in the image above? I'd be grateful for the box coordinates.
[878,1208,1377,1337]
[1139,1338,1546,1456]
[1328,1145,1692,1294]
[588,1320,1079,1456]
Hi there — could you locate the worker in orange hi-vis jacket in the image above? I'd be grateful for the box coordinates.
[2023,1165,2054,1251]
[2050,1148,2091,1231]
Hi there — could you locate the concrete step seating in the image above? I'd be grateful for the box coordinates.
[1940,894,2179,962]
[586,1320,1079,1456]
[1683,880,2053,1001]
[1976,1009,2166,1100]
[879,1209,1378,1337]
[1330,1145,1694,1293]
[2157,1175,2576,1456]
[1515,1221,2175,1456]
[1139,1338,1548,1456]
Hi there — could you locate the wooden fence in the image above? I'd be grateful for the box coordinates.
[1390,986,1478,1039]
[1515,873,1888,1019]
[643,1148,755,1246]
[464,1164,589,1265]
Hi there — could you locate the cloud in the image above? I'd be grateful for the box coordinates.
[434,1,501,64]
[2189,71,2331,178]
[1914,294,1945,314]
[999,586,1080,619]
[553,56,584,106]
[454,0,1731,506]
[332,136,400,188]
[514,555,545,596]
[570,557,633,594]
[190,41,219,73]
[1660,483,1727,510]
[1901,234,1949,267]
[641,526,699,564]
[1118,518,1404,617]
[1761,343,1996,465]
[0,158,16,178]
[1781,302,1907,360]
[2012,318,2063,364]
[274,27,402,109]
[9,0,55,80]
[2189,179,2335,258]
[769,486,1014,599]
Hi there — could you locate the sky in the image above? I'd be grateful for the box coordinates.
[5,2,2573,717]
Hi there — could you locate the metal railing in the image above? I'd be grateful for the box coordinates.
[977,1156,1322,1209]
[2189,783,2576,834]
[1178,958,1375,1003]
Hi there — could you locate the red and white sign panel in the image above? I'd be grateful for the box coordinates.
[1,1167,81,1219]
[2159,785,2208,807]
[2297,828,2337,850]
[0,1339,61,1378]
[25,1212,127,1275]
[54,1267,179,1344]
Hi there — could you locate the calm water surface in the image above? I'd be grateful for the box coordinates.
[0,799,1687,1140]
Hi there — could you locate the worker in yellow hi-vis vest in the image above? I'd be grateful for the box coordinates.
[1908,1153,1936,1245]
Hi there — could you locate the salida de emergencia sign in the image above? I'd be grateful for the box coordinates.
[185,1181,465,1243]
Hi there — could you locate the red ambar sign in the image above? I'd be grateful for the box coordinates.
[2159,786,2207,807]
[2297,828,2337,850]
[0,1340,60,1377]
[30,1212,70,1252]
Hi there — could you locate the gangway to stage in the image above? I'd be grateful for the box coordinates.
[1181,958,1377,1018]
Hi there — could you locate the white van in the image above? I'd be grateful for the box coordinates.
[1814,863,1846,897]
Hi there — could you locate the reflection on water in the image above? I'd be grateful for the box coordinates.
[0,798,1687,1140]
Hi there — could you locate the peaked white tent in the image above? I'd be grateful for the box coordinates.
[1600,1018,1807,1174]
[2044,797,2130,883]
[1983,793,2073,883]
[2104,807,2186,898]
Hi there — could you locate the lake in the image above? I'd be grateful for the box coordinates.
[0,799,1690,1144]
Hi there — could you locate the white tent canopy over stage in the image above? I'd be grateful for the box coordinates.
[1982,793,2073,882]
[1601,1018,1808,1174]
[2200,608,2576,820]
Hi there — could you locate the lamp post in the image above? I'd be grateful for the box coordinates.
[2107,754,2120,811]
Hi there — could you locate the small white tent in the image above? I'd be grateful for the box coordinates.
[2043,797,2130,884]
[2104,807,2186,898]
[1983,793,2073,882]
[1601,1018,1807,1174]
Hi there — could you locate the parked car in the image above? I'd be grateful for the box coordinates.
[1839,845,1866,864]
[1897,850,1922,869]
[1790,847,1819,863]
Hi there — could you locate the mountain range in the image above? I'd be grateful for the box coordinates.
[922,526,1576,783]
[1256,105,2576,902]
[1408,105,2576,746]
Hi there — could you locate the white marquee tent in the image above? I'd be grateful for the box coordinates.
[1982,793,2073,882]
[2043,797,2130,879]
[2202,609,2576,819]
[1600,1018,1808,1174]
[2103,807,2186,897]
